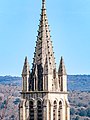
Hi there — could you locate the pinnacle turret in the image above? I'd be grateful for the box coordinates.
[58,56,67,75]
[22,56,30,75]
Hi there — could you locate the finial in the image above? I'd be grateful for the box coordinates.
[42,0,45,3]
[25,56,28,62]
[42,0,46,9]
[61,56,63,62]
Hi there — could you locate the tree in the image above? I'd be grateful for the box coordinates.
[70,108,75,115]
[86,108,90,117]
[75,116,80,120]
[79,108,87,116]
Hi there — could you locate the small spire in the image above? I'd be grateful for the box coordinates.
[22,56,30,75]
[58,56,67,75]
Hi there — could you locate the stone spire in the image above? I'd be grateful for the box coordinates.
[22,56,30,75]
[32,0,56,69]
[58,56,67,76]
[30,0,56,91]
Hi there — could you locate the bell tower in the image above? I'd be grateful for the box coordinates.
[19,0,70,120]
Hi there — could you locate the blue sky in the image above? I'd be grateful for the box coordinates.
[0,0,90,76]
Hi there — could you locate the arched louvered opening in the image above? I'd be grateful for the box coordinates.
[53,100,57,120]
[37,100,43,120]
[25,101,29,120]
[58,101,62,120]
[49,101,51,120]
[29,101,34,120]
[38,64,43,91]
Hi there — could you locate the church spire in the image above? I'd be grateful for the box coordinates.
[58,56,67,76]
[19,1,70,119]
[32,0,56,69]
[31,0,56,91]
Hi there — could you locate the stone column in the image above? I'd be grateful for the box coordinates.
[46,100,49,120]
[43,105,46,120]
[23,100,26,120]
[26,101,29,120]
[62,104,66,120]
[57,103,59,120]
[51,105,53,120]
[19,103,23,120]
[34,100,37,120]
[43,100,47,120]
[67,106,70,120]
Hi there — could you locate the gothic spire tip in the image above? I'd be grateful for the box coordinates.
[42,0,46,9]
[25,56,28,61]
[42,0,45,3]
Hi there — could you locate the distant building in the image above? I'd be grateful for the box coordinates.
[19,0,70,120]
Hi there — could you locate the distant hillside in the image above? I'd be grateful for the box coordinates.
[0,76,21,86]
[68,75,90,91]
[0,75,90,91]
[0,84,90,120]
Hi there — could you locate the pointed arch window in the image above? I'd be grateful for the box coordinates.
[38,64,43,91]
[58,101,62,120]
[37,100,43,120]
[29,101,34,120]
[53,100,57,120]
